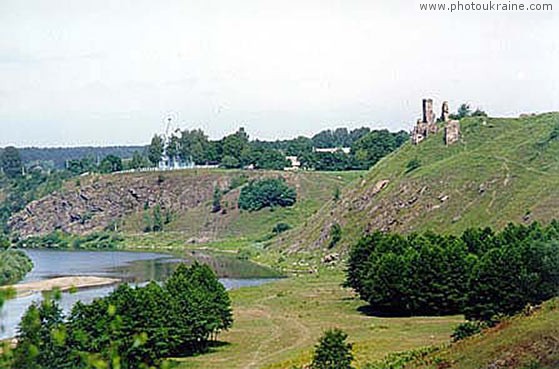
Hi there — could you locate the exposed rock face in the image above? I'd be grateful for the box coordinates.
[445,119,461,145]
[8,171,286,237]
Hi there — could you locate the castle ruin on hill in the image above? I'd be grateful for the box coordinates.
[411,99,460,145]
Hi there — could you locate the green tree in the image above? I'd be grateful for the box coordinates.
[450,103,472,120]
[1,146,23,178]
[147,134,164,166]
[311,329,354,369]
[350,130,408,170]
[212,186,222,213]
[220,155,240,169]
[222,128,249,164]
[99,155,123,173]
[13,299,71,369]
[129,151,149,170]
[179,129,212,164]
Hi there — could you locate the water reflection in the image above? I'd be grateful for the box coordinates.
[1,249,279,339]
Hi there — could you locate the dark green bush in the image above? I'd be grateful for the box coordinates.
[272,222,292,235]
[329,223,342,248]
[451,321,484,342]
[238,178,296,211]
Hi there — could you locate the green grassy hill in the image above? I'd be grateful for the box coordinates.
[397,298,559,369]
[276,113,559,255]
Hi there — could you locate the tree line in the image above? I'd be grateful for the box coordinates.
[345,221,559,321]
[3,262,232,369]
[146,127,409,171]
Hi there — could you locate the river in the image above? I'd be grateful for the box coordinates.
[1,249,277,339]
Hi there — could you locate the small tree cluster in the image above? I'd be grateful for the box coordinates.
[345,221,559,320]
[10,262,233,369]
[310,329,354,369]
[238,177,296,211]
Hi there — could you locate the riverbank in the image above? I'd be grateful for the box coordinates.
[2,276,120,298]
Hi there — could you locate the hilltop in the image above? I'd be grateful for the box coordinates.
[277,113,559,254]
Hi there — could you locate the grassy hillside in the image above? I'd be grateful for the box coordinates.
[398,298,559,369]
[9,169,363,244]
[277,113,559,255]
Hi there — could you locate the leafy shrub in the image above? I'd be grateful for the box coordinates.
[237,248,253,260]
[227,174,248,191]
[405,158,421,173]
[364,346,437,369]
[238,178,296,211]
[451,321,484,342]
[329,223,342,248]
[272,222,292,235]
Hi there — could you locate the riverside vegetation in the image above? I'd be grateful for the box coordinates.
[1,262,232,369]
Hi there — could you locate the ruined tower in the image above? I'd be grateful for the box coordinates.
[444,119,460,145]
[412,99,460,145]
[411,98,439,144]
[441,101,450,122]
[422,98,436,125]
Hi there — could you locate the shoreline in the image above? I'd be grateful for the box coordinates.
[1,276,121,298]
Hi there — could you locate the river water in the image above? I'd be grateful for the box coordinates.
[1,249,276,339]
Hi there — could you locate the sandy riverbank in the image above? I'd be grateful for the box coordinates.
[1,276,121,298]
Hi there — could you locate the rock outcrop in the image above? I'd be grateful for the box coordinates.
[8,171,293,238]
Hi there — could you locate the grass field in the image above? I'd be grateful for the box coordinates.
[172,272,463,369]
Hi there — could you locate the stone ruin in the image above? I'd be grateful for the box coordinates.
[411,99,460,145]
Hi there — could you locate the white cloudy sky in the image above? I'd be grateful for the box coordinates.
[0,0,557,146]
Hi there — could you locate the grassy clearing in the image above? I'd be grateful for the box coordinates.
[173,272,462,369]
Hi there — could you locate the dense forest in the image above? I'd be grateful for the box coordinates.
[345,221,559,321]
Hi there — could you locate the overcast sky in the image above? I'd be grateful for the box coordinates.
[0,0,557,147]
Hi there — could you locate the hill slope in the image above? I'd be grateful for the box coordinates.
[401,298,559,369]
[278,113,559,254]
[8,169,361,242]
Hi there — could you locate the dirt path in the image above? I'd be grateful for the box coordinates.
[2,276,120,298]
[245,295,312,369]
